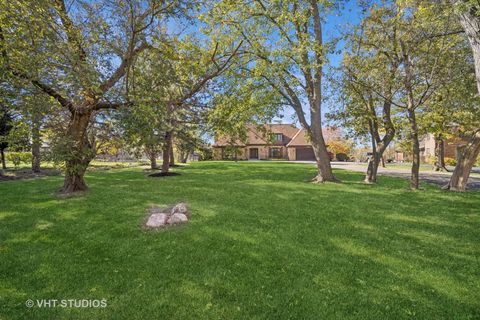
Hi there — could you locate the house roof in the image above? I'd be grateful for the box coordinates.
[214,124,342,148]
[286,127,342,147]
[286,128,308,147]
[213,124,299,147]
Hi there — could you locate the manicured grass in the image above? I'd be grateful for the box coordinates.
[0,162,479,319]
[1,159,143,171]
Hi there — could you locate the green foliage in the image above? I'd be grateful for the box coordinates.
[335,1,475,161]
[2,120,30,151]
[0,105,13,152]
[203,0,339,163]
[425,155,436,166]
[223,146,243,160]
[196,145,213,161]
[5,151,32,168]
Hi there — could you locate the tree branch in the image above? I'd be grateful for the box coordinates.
[0,26,74,111]
[99,41,150,95]
[54,0,87,61]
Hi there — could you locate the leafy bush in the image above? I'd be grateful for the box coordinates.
[197,147,213,161]
[425,156,436,165]
[444,157,456,166]
[327,141,351,157]
[335,153,349,162]
[6,152,32,168]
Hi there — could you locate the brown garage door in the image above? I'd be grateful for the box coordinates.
[295,147,315,160]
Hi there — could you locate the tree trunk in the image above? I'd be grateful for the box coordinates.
[161,131,172,174]
[310,133,337,182]
[444,130,480,191]
[446,1,480,191]
[407,108,421,190]
[180,151,188,163]
[308,0,337,183]
[434,135,447,171]
[60,109,94,194]
[0,148,6,170]
[365,129,378,183]
[169,143,175,166]
[364,99,395,183]
[31,113,41,173]
[365,155,381,183]
[401,41,420,190]
[149,152,158,169]
[365,142,394,183]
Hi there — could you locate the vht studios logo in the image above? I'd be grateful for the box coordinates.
[25,299,107,308]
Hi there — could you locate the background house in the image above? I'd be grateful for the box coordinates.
[213,124,338,161]
[419,134,468,162]
[392,134,469,163]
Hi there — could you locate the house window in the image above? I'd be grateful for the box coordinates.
[274,133,283,142]
[269,147,282,159]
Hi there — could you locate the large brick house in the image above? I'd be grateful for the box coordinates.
[392,133,469,163]
[419,134,468,161]
[212,124,338,161]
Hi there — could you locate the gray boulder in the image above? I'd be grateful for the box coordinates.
[171,203,188,214]
[167,213,188,224]
[146,213,168,228]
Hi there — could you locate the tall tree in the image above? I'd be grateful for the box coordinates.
[445,0,480,191]
[336,9,401,183]
[119,47,171,170]
[0,0,178,193]
[0,104,12,173]
[205,0,339,182]
[18,90,54,173]
[338,2,464,189]
[158,38,243,174]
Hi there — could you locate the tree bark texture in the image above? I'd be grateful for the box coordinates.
[161,131,173,174]
[0,148,6,170]
[31,113,41,173]
[401,42,420,190]
[434,135,447,171]
[364,99,396,183]
[169,143,175,166]
[444,130,480,191]
[60,109,95,194]
[0,149,7,170]
[307,0,337,183]
[149,151,158,169]
[407,108,421,190]
[447,1,480,191]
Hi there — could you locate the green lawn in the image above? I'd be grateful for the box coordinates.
[0,162,479,319]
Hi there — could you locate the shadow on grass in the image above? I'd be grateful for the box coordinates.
[0,162,478,319]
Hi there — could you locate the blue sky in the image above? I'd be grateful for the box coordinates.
[166,1,364,128]
[326,1,363,68]
[277,0,363,126]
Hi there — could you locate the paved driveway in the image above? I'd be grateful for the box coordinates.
[291,161,480,190]
[329,162,480,190]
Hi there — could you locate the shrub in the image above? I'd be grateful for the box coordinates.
[444,157,456,166]
[335,153,349,162]
[425,156,436,165]
[6,152,32,168]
